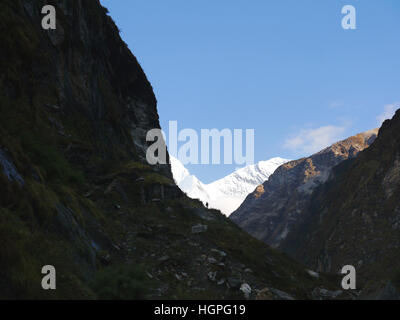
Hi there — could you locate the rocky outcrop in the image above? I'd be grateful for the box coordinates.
[0,149,24,186]
[230,129,378,248]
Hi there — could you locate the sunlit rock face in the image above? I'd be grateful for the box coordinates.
[230,129,378,248]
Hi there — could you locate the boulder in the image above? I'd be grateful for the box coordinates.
[240,283,252,299]
[211,248,227,257]
[270,288,295,300]
[307,269,319,279]
[191,224,208,234]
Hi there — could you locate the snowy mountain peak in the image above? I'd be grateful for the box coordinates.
[169,155,190,185]
[170,156,289,216]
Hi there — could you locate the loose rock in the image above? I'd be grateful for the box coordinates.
[240,283,252,299]
[191,224,208,234]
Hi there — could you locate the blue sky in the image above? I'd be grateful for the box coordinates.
[101,0,400,183]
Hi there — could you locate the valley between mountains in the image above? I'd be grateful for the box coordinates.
[173,124,400,299]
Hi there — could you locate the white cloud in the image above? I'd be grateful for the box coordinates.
[377,103,399,125]
[329,101,344,109]
[283,125,347,155]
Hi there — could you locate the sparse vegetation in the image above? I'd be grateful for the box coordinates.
[91,264,151,299]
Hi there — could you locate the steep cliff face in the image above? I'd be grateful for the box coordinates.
[230,130,378,248]
[0,0,344,299]
[0,0,176,298]
[280,111,400,297]
[2,0,167,172]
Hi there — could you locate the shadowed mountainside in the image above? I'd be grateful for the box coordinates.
[0,0,347,299]
[230,129,378,248]
[280,111,400,298]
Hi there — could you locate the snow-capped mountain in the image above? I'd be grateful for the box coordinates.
[169,156,212,204]
[170,156,289,216]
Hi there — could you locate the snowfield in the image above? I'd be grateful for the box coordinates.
[170,156,289,216]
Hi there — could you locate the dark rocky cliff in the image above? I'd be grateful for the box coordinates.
[0,0,344,299]
[230,129,378,248]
